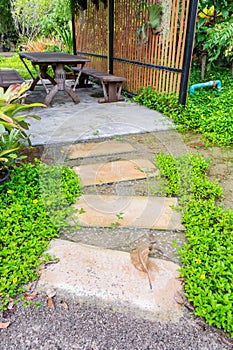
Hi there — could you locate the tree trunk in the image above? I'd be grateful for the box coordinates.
[201,54,207,80]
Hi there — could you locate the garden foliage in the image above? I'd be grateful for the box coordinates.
[155,152,233,336]
[0,83,43,170]
[195,0,233,76]
[0,161,81,308]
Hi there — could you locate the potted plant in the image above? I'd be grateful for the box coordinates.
[0,82,44,184]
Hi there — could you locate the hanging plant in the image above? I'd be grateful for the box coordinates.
[69,0,107,13]
[91,0,107,10]
[138,2,163,43]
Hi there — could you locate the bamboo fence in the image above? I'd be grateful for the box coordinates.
[74,0,191,95]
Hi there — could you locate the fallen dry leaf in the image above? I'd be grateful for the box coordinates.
[174,291,195,311]
[130,246,153,289]
[47,297,55,309]
[0,321,10,329]
[7,300,14,310]
[46,288,56,298]
[176,276,185,284]
[60,300,68,310]
[23,292,38,301]
[185,301,195,312]
[3,305,17,318]
[174,291,185,305]
[220,335,233,347]
[187,142,205,148]
[46,289,56,309]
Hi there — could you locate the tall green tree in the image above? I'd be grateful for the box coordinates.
[40,0,72,37]
[0,0,16,49]
[9,0,73,50]
[10,0,55,42]
[195,0,233,77]
[0,0,12,33]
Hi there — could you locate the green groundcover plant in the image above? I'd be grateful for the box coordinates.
[134,69,233,146]
[155,152,233,337]
[0,160,81,308]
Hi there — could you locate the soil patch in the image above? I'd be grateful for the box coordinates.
[125,131,233,211]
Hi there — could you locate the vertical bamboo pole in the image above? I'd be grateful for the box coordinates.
[169,0,179,93]
[175,0,186,96]
[165,0,175,93]
[128,0,133,89]
[175,0,186,70]
[108,0,114,74]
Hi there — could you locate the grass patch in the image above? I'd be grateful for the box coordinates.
[0,160,81,308]
[134,69,233,146]
[155,152,233,337]
[0,54,33,80]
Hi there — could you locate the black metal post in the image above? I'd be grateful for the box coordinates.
[108,0,114,74]
[72,14,77,55]
[179,0,199,105]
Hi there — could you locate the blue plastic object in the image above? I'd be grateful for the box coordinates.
[189,80,222,95]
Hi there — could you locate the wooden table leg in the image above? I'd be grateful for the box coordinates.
[44,85,59,106]
[30,64,50,93]
[30,76,40,91]
[44,63,80,105]
[72,63,86,90]
[65,86,80,103]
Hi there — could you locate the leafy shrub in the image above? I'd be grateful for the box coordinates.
[0,83,43,171]
[0,160,81,307]
[25,37,61,52]
[204,17,233,64]
[155,152,233,337]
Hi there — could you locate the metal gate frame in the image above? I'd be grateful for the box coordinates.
[73,0,199,105]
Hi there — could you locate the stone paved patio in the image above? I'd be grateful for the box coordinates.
[26,83,174,145]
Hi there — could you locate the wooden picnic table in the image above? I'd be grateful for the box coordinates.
[19,52,90,106]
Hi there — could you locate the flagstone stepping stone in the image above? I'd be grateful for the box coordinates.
[37,239,183,321]
[68,140,135,159]
[73,159,158,186]
[74,195,184,231]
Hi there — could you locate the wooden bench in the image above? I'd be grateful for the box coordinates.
[0,69,25,90]
[72,67,127,103]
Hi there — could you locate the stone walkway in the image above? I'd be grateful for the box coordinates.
[21,84,186,321]
[37,139,185,321]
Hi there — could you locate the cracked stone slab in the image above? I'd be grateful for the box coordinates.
[26,88,174,145]
[73,159,158,186]
[37,239,183,321]
[67,140,135,159]
[74,195,184,231]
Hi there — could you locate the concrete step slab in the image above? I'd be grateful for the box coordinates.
[67,140,135,159]
[73,159,158,186]
[37,239,183,321]
[63,227,185,264]
[74,195,184,231]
